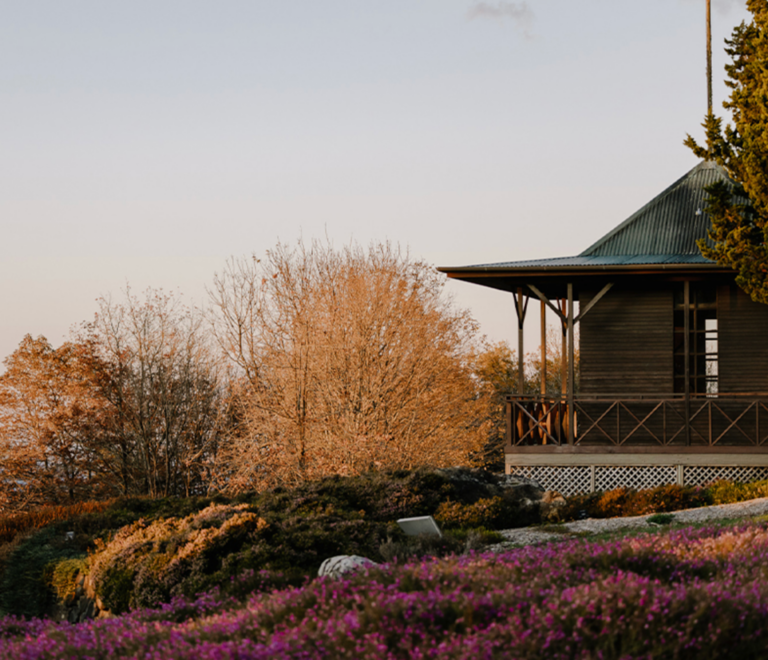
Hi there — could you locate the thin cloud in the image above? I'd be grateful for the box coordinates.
[467,2,535,38]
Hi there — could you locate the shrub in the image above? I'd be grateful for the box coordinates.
[563,484,711,520]
[708,478,768,505]
[0,526,86,618]
[594,487,634,518]
[48,557,87,603]
[85,468,532,614]
[88,504,270,613]
[378,532,463,563]
[434,497,505,529]
[647,513,675,526]
[0,468,540,618]
[632,483,711,514]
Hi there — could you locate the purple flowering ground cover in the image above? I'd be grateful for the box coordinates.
[3,521,768,659]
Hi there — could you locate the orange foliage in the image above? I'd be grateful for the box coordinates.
[0,499,116,545]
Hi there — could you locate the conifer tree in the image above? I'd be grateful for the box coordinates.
[685,0,768,304]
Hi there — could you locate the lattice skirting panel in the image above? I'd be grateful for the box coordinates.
[594,466,677,492]
[508,464,768,495]
[683,465,768,486]
[508,466,592,496]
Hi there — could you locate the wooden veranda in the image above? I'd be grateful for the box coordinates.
[440,161,768,493]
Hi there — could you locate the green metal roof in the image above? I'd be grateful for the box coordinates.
[441,161,735,273]
[579,160,728,258]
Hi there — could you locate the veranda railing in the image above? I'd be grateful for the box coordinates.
[506,393,768,447]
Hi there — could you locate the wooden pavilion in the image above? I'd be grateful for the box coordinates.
[439,161,768,494]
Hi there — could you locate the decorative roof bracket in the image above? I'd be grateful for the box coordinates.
[526,282,613,325]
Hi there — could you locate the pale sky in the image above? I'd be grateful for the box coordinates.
[1,0,751,364]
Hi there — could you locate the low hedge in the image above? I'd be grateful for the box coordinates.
[561,478,768,522]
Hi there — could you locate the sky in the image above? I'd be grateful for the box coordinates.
[0,0,753,364]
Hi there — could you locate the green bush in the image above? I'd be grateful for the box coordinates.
[48,557,87,603]
[0,526,86,618]
[647,513,675,526]
[378,531,463,562]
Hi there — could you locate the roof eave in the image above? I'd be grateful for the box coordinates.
[438,263,733,278]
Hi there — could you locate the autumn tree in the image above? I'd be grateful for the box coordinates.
[0,336,108,511]
[524,325,580,397]
[468,341,520,471]
[79,288,227,498]
[470,329,579,470]
[209,240,489,491]
[685,0,768,304]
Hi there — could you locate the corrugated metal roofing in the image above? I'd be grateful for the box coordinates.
[457,253,713,270]
[579,160,731,257]
[442,161,734,273]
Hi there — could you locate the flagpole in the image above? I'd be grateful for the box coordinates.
[707,0,712,114]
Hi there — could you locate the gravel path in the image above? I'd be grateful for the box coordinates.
[496,496,768,548]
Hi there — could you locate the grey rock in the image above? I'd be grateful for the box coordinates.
[318,555,379,579]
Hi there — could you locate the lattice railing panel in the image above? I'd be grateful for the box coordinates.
[595,466,677,492]
[683,466,768,486]
[508,466,591,496]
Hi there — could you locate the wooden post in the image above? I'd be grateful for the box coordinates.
[560,298,567,396]
[567,283,575,446]
[516,288,525,395]
[558,297,567,444]
[684,281,691,446]
[505,400,513,448]
[539,299,548,444]
[540,299,547,396]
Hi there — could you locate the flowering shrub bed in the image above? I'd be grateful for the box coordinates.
[5,471,768,622]
[4,519,768,658]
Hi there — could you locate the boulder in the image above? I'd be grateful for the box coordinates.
[318,555,379,579]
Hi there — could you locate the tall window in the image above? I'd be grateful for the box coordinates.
[673,284,718,395]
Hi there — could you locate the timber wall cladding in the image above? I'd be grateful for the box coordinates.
[579,286,673,396]
[718,284,768,394]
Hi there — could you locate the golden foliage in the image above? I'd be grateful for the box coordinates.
[210,240,489,491]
